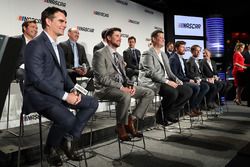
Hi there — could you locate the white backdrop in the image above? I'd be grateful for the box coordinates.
[0,0,164,129]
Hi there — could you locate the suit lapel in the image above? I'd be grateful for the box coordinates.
[42,32,63,72]
[150,48,165,71]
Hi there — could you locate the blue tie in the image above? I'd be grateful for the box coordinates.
[72,43,79,67]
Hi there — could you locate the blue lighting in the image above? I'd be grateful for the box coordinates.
[206,17,224,57]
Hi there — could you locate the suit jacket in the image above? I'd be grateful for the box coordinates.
[186,56,205,81]
[123,48,140,78]
[138,47,181,92]
[59,40,90,69]
[92,46,129,97]
[243,50,250,65]
[169,53,190,82]
[201,59,218,78]
[93,41,105,55]
[15,34,26,68]
[23,31,74,114]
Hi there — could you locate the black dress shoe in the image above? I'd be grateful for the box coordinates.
[156,118,168,126]
[44,145,63,166]
[60,139,82,161]
[166,117,178,123]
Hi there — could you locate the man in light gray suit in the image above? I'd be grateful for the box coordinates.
[92,27,154,141]
[138,30,192,125]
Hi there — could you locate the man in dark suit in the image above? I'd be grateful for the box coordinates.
[202,48,232,104]
[92,27,154,141]
[169,41,209,116]
[59,27,94,91]
[165,41,175,58]
[186,45,218,109]
[138,30,192,124]
[23,7,98,166]
[93,28,108,54]
[243,45,250,106]
[123,36,141,81]
[15,20,38,94]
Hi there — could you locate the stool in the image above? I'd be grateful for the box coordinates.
[17,113,43,167]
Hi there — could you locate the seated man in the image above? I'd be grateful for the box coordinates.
[23,7,98,166]
[138,30,192,125]
[92,27,154,141]
[15,20,38,94]
[202,48,232,105]
[186,45,218,110]
[59,27,94,91]
[123,36,141,82]
[169,41,209,116]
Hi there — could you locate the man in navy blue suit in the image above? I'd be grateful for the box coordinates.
[23,7,98,166]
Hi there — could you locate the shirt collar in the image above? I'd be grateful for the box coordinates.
[107,45,117,55]
[44,31,57,44]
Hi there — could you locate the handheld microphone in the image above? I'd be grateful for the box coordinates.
[74,83,88,95]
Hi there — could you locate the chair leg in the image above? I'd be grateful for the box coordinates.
[17,114,23,167]
[39,115,43,167]
[177,112,181,134]
[117,137,122,159]
[82,148,88,167]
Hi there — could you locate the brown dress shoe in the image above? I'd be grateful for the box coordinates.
[116,124,131,141]
[125,116,143,138]
[193,108,202,115]
[186,110,198,117]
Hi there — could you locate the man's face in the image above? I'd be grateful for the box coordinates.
[203,50,210,59]
[24,22,38,39]
[107,30,121,48]
[153,32,165,48]
[176,44,185,55]
[192,47,201,58]
[68,28,79,42]
[167,44,174,52]
[128,39,136,48]
[47,11,67,37]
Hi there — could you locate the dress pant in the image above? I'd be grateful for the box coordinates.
[205,81,218,104]
[95,86,154,124]
[15,68,25,95]
[68,69,94,91]
[158,83,192,119]
[38,95,98,147]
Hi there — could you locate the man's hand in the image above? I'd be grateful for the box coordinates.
[166,80,178,88]
[66,92,81,105]
[189,79,195,83]
[120,86,131,94]
[129,87,136,96]
[74,67,87,76]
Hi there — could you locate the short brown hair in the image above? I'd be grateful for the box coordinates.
[105,27,121,39]
[22,20,37,33]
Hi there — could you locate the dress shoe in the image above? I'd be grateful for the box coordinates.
[44,145,63,166]
[186,111,198,117]
[166,117,178,123]
[60,138,82,161]
[193,108,202,116]
[116,124,131,141]
[156,117,168,126]
[125,116,143,138]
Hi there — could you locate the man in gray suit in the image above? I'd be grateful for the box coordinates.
[92,27,154,141]
[138,30,192,125]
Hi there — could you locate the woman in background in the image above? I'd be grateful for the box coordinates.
[232,42,247,105]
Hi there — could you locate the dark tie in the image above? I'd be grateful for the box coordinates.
[132,49,138,65]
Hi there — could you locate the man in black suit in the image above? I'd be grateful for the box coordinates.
[59,27,94,91]
[243,44,250,106]
[186,45,218,109]
[165,41,175,58]
[93,28,109,54]
[23,7,98,166]
[15,20,38,94]
[123,36,141,81]
[169,41,209,116]
[202,48,232,104]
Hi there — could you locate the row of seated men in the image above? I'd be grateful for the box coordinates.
[15,8,229,166]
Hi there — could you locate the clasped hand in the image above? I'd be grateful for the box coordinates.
[66,91,81,105]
